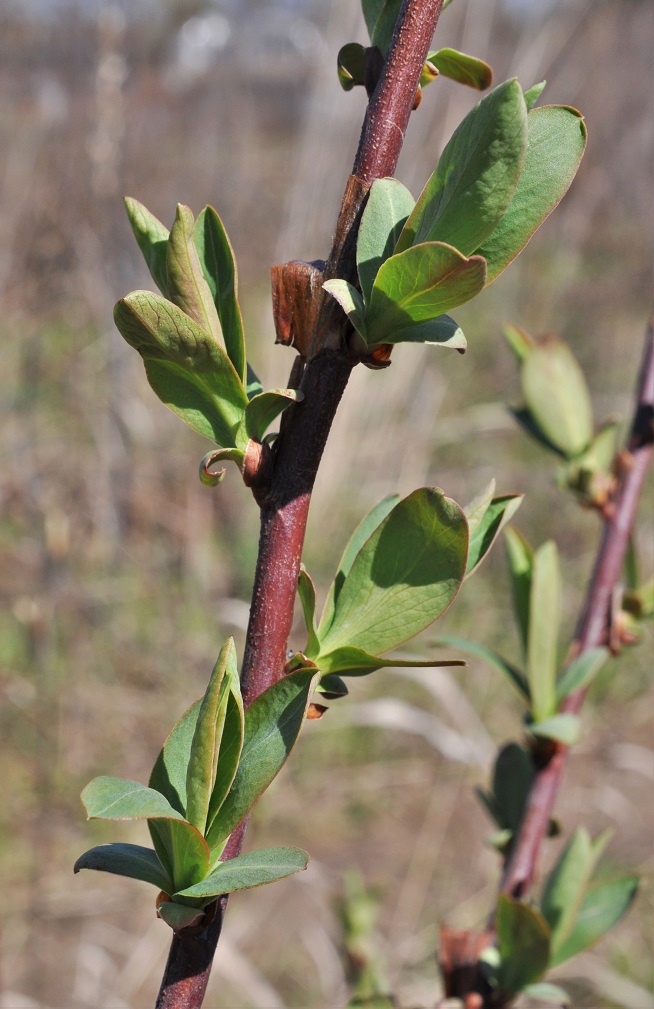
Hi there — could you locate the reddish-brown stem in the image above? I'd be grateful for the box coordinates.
[156,3,445,1006]
[499,322,654,901]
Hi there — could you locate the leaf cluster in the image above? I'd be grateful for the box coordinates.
[75,639,318,930]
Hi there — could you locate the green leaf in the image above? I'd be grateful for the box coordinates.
[435,635,529,702]
[166,204,222,343]
[74,842,173,893]
[527,540,561,722]
[323,280,367,338]
[318,494,400,641]
[194,206,247,383]
[205,687,244,839]
[316,673,349,698]
[318,488,468,658]
[114,291,248,446]
[477,105,587,285]
[206,667,319,850]
[237,389,303,448]
[364,243,486,347]
[464,483,523,577]
[174,846,309,899]
[246,363,263,399]
[503,322,535,362]
[504,527,534,655]
[426,48,493,90]
[523,81,547,111]
[555,648,609,705]
[157,901,207,930]
[364,0,402,53]
[372,313,467,350]
[521,338,594,459]
[185,638,241,836]
[150,700,202,817]
[82,776,188,822]
[337,43,366,91]
[199,446,246,486]
[528,713,582,747]
[541,828,595,954]
[148,819,210,893]
[496,895,551,996]
[310,643,465,678]
[357,178,415,303]
[550,875,639,967]
[521,981,569,1004]
[396,79,527,256]
[492,742,535,834]
[298,567,321,658]
[124,197,170,297]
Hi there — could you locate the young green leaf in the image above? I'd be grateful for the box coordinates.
[206,667,319,850]
[157,901,207,931]
[476,105,587,284]
[237,388,303,448]
[425,48,493,90]
[150,700,202,818]
[492,742,535,834]
[370,313,467,351]
[528,713,582,747]
[464,487,523,578]
[527,540,561,722]
[308,643,465,678]
[337,43,366,91]
[396,79,527,256]
[174,846,309,899]
[317,489,468,659]
[502,322,534,362]
[521,982,569,1005]
[82,776,189,823]
[194,206,247,383]
[322,280,367,339]
[365,0,402,54]
[74,842,173,893]
[298,567,321,658]
[185,638,239,835]
[496,895,551,996]
[504,527,534,656]
[364,243,486,347]
[523,81,546,111]
[148,818,211,893]
[549,875,639,967]
[555,647,609,705]
[357,178,415,303]
[540,828,595,955]
[521,338,594,459]
[205,687,244,836]
[124,197,170,297]
[433,636,529,702]
[166,204,222,343]
[318,495,400,642]
[114,291,248,446]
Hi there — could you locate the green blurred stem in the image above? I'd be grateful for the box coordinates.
[155,3,445,1007]
[499,321,653,903]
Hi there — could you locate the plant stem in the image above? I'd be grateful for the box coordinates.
[156,3,444,1006]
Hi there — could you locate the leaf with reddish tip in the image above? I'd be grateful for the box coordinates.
[425,48,493,90]
[194,206,247,383]
[124,197,169,296]
[166,204,222,343]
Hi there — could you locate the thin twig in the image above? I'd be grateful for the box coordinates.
[156,3,445,1006]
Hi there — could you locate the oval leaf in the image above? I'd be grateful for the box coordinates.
[365,243,486,347]
[238,388,303,447]
[396,79,527,256]
[318,488,468,658]
[357,178,415,303]
[521,338,594,459]
[74,842,173,892]
[114,291,247,446]
[528,713,582,747]
[550,875,639,967]
[426,48,493,90]
[323,279,367,338]
[477,105,587,284]
[82,777,188,823]
[174,846,309,899]
[496,895,551,996]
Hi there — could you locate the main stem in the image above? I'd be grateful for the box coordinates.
[156,3,444,1006]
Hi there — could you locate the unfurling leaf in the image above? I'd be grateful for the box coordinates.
[337,43,366,91]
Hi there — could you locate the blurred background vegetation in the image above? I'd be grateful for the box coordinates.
[0,0,652,1006]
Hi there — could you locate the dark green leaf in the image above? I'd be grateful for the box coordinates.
[523,81,547,111]
[521,339,594,459]
[246,363,263,399]
[316,673,349,698]
[124,197,169,296]
[364,243,486,347]
[298,567,321,658]
[166,204,222,342]
[337,43,366,91]
[426,48,493,90]
[464,483,523,577]
[357,178,415,303]
[434,635,529,702]
[550,876,639,967]
[194,206,247,383]
[206,668,319,849]
[74,842,173,893]
[366,0,402,54]
[174,846,309,899]
[496,895,550,996]
[492,742,535,834]
[527,540,561,722]
[238,389,303,447]
[504,527,534,658]
[555,648,609,705]
[477,105,587,284]
[150,701,201,817]
[318,488,468,658]
[396,79,527,256]
[157,901,207,930]
[114,291,247,446]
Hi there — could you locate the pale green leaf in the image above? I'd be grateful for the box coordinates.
[504,527,534,655]
[310,643,465,677]
[298,567,321,658]
[435,635,529,702]
[541,827,594,954]
[521,981,569,1004]
[465,490,523,577]
[527,540,561,722]
[550,876,639,967]
[238,389,303,448]
[555,648,609,705]
[523,81,546,111]
[323,279,367,338]
[528,714,582,747]
[377,313,467,350]
[521,338,594,458]
[425,48,493,90]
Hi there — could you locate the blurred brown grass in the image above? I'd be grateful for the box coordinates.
[0,1,652,1006]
